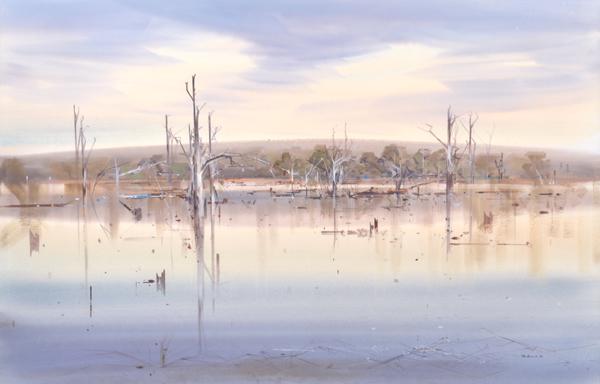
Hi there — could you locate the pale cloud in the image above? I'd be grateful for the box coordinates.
[0,0,598,154]
[501,59,538,68]
[317,44,448,99]
[106,32,256,113]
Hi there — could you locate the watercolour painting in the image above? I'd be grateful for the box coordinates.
[0,1,599,383]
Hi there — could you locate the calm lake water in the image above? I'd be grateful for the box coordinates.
[0,182,599,383]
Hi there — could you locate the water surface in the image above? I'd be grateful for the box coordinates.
[0,183,598,383]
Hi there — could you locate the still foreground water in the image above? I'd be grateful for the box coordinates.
[0,183,598,383]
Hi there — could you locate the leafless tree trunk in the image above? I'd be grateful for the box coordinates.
[188,124,193,158]
[444,108,456,236]
[75,111,94,206]
[73,105,80,180]
[184,75,235,220]
[328,125,352,203]
[494,152,505,180]
[165,114,172,184]
[186,75,204,220]
[424,106,461,236]
[445,108,457,195]
[425,107,459,196]
[276,159,297,194]
[303,159,321,197]
[382,160,408,194]
[208,112,217,204]
[184,75,207,352]
[466,113,478,184]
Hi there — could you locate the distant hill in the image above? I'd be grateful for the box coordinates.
[2,139,599,181]
[8,138,599,161]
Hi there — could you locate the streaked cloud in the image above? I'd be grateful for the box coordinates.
[0,0,598,154]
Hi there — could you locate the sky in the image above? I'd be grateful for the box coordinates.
[0,0,599,155]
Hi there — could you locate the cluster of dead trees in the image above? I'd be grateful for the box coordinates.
[0,60,581,222]
[0,80,567,213]
[262,109,508,194]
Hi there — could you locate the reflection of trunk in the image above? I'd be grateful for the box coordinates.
[446,172,453,202]
[332,177,337,202]
[81,204,89,290]
[210,199,216,313]
[29,228,39,256]
[393,171,404,205]
[445,192,451,255]
[445,168,453,256]
[394,168,404,193]
[332,202,338,248]
[468,190,473,243]
[81,161,88,205]
[193,215,205,352]
[290,165,294,194]
[109,195,120,240]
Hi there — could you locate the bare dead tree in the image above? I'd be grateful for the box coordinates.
[424,106,462,196]
[302,158,322,197]
[464,113,479,184]
[117,159,165,178]
[76,112,95,206]
[172,132,194,197]
[73,105,81,179]
[327,125,352,202]
[208,112,214,202]
[287,162,297,194]
[385,160,410,193]
[423,106,464,238]
[380,145,411,193]
[165,114,173,184]
[184,74,236,220]
[494,152,505,180]
[271,152,301,194]
[187,124,193,158]
[186,74,203,221]
[183,77,238,351]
